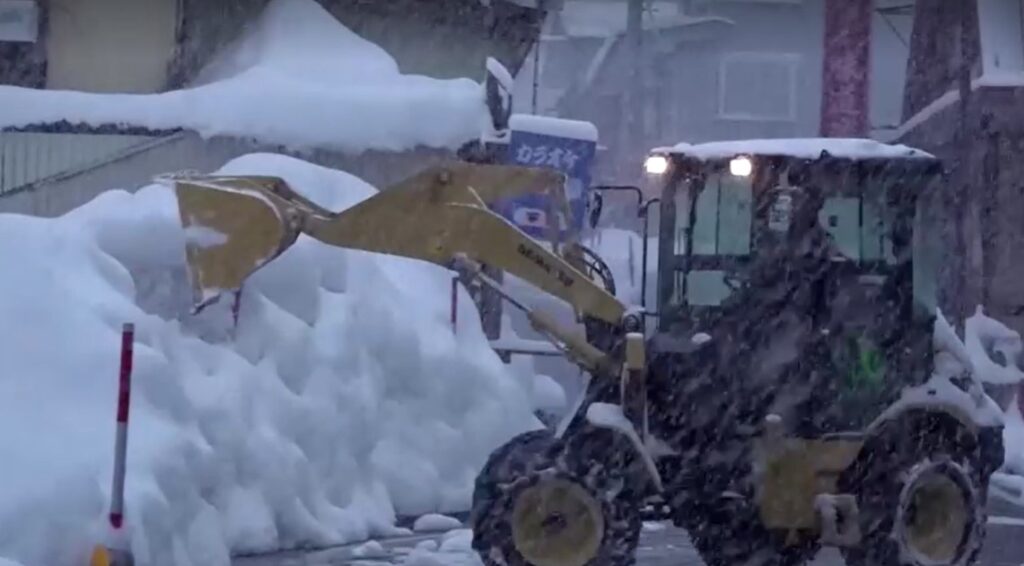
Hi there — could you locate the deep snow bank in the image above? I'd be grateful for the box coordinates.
[0,153,539,566]
[963,308,1024,490]
[0,0,485,153]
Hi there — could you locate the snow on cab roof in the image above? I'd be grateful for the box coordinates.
[654,138,934,161]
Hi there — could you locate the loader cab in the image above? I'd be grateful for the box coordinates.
[642,140,945,423]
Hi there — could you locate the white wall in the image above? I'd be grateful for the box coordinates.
[46,0,179,93]
[978,0,1024,75]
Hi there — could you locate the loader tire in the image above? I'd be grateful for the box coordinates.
[839,430,986,566]
[472,429,556,518]
[673,495,817,566]
[470,430,641,566]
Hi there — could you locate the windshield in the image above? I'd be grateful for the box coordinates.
[667,169,935,313]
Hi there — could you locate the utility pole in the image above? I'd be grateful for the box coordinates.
[623,0,645,177]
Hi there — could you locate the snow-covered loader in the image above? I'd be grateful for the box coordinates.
[168,139,1004,566]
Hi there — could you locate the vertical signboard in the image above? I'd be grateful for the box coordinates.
[494,114,598,241]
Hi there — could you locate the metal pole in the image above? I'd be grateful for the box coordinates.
[625,0,645,156]
[532,0,548,114]
[450,276,459,334]
[110,323,134,530]
[231,288,243,330]
[640,198,659,311]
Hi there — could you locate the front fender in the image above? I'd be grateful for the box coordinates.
[585,402,664,492]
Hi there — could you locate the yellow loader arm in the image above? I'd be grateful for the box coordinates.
[166,162,626,327]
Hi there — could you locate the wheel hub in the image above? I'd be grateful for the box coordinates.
[511,477,604,566]
[901,469,970,564]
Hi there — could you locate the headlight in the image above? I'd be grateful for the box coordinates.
[729,156,752,177]
[644,155,669,175]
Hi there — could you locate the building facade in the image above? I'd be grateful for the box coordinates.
[0,0,545,215]
[515,0,914,184]
[896,0,1024,335]
[0,0,542,92]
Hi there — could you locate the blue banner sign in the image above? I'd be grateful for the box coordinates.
[494,124,597,240]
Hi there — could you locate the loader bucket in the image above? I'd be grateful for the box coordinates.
[173,177,299,312]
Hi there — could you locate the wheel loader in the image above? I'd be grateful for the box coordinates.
[166,138,1004,566]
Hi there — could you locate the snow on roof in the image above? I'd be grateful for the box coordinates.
[547,0,731,39]
[0,0,486,154]
[974,70,1024,88]
[657,138,935,161]
[509,113,598,142]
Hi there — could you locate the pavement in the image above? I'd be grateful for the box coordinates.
[235,496,1024,566]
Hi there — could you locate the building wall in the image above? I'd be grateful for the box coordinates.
[515,1,914,183]
[27,0,542,92]
[45,0,179,93]
[559,0,824,183]
[324,0,543,80]
[0,0,47,87]
[896,0,1024,334]
[902,0,981,120]
[898,83,1024,334]
[168,0,269,89]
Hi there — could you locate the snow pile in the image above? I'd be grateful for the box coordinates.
[659,138,934,161]
[965,307,1024,385]
[0,153,541,566]
[531,374,567,413]
[402,530,479,566]
[0,0,485,154]
[1003,406,1024,474]
[961,308,1024,491]
[994,404,1024,508]
[412,514,463,534]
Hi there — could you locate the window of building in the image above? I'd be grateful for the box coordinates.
[0,0,44,88]
[0,0,38,43]
[978,0,1024,74]
[717,52,799,121]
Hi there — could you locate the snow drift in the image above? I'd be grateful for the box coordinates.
[963,308,1024,506]
[0,0,486,154]
[0,153,540,566]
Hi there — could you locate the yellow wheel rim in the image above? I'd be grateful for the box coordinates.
[511,477,605,566]
[903,471,969,563]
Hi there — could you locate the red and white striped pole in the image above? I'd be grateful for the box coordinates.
[91,323,135,566]
[450,276,459,334]
[110,323,134,530]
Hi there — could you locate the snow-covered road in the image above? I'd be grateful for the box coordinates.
[236,501,1024,566]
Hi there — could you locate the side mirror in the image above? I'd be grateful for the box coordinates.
[587,191,604,229]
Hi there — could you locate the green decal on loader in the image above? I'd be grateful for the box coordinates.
[846,337,884,392]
